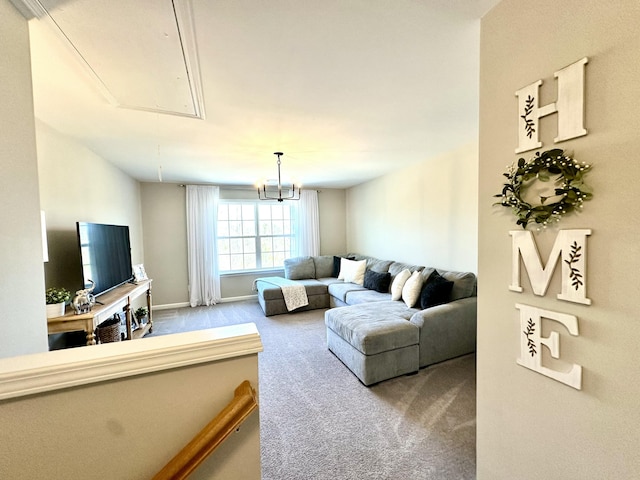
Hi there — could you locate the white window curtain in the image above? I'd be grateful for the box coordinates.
[186,185,221,307]
[295,189,320,257]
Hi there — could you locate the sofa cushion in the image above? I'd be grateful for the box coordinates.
[419,270,454,308]
[325,302,419,355]
[256,280,281,301]
[344,289,391,305]
[328,282,367,302]
[440,270,477,301]
[390,269,411,301]
[315,277,343,287]
[402,270,424,308]
[363,269,391,293]
[284,256,315,280]
[346,254,393,273]
[388,261,424,275]
[257,278,328,300]
[338,258,367,285]
[388,261,424,281]
[297,279,330,296]
[419,267,436,282]
[366,258,393,273]
[313,255,335,278]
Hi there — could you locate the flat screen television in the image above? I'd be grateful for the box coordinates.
[76,222,133,297]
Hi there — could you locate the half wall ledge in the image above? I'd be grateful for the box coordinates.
[0,323,263,401]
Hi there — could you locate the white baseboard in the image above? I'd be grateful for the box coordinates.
[220,294,258,303]
[153,295,257,311]
[153,302,190,311]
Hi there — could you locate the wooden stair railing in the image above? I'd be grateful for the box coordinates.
[152,380,258,480]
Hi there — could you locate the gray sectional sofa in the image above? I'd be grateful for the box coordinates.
[255,254,477,385]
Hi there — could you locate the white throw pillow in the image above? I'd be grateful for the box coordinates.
[390,269,411,301]
[338,258,367,285]
[402,270,424,308]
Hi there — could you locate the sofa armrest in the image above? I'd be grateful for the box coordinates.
[409,296,477,368]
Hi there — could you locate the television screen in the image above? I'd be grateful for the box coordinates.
[76,222,133,297]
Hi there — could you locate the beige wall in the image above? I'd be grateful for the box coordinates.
[317,188,347,255]
[0,351,260,479]
[0,0,49,357]
[346,142,478,272]
[140,182,189,305]
[478,1,640,478]
[36,121,144,293]
[140,184,347,306]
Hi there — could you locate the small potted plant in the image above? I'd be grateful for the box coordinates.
[134,306,149,325]
[45,287,71,318]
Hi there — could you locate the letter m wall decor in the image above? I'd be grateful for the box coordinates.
[510,229,591,305]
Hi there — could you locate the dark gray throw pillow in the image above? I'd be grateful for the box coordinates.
[419,270,454,309]
[332,256,342,277]
[363,269,392,293]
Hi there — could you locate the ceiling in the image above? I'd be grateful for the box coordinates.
[21,0,499,189]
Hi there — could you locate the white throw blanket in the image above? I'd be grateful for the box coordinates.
[255,277,309,311]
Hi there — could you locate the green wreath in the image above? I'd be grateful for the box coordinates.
[495,149,593,229]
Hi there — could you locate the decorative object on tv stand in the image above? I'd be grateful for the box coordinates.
[72,279,96,315]
[134,306,149,329]
[45,287,71,318]
[257,152,301,202]
[96,316,122,343]
[494,148,593,229]
[133,264,148,282]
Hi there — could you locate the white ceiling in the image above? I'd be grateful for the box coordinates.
[24,0,499,189]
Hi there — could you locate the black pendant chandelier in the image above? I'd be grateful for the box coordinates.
[257,152,301,202]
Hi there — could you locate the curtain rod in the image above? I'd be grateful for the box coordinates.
[178,184,321,192]
[178,184,252,190]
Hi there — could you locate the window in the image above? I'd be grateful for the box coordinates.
[217,201,296,272]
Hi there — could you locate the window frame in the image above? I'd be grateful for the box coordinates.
[217,199,296,275]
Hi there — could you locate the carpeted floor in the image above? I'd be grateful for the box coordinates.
[150,300,476,480]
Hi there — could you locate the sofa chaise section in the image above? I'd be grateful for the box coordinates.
[409,296,477,367]
[325,301,420,386]
[256,278,330,316]
[255,255,342,316]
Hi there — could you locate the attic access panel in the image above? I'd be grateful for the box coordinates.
[35,0,204,118]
